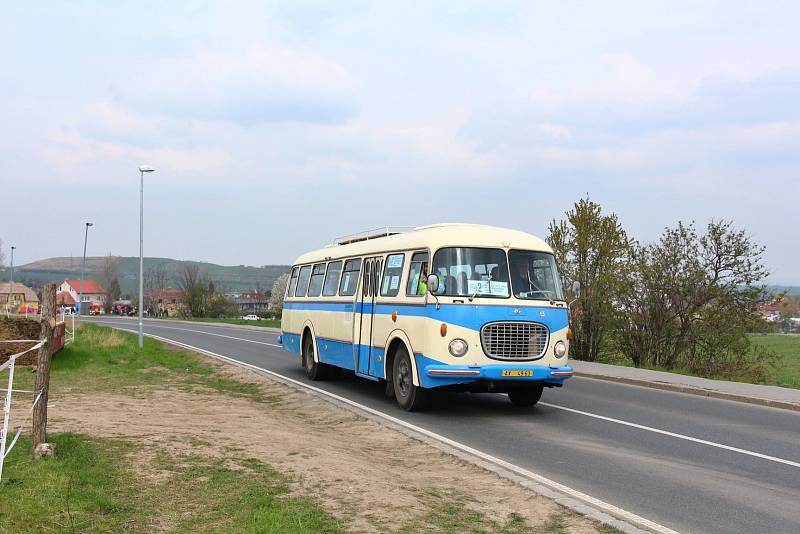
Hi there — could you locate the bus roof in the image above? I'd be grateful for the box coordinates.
[291,223,553,265]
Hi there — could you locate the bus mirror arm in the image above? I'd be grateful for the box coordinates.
[426,275,441,310]
[568,281,580,309]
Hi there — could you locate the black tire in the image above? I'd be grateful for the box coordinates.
[302,333,329,381]
[392,345,429,411]
[508,384,544,407]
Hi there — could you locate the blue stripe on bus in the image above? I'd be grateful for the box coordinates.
[281,331,571,389]
[282,301,569,332]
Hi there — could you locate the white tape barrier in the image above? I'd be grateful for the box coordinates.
[0,339,45,482]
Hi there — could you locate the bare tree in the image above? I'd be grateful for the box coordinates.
[178,264,207,317]
[101,254,121,311]
[144,263,170,292]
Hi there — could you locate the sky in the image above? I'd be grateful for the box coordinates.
[1,1,798,283]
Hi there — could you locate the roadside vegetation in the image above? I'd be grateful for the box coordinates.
[550,197,784,385]
[1,323,614,533]
[154,315,281,328]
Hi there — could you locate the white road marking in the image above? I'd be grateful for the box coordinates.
[112,326,678,534]
[89,320,282,348]
[540,402,800,469]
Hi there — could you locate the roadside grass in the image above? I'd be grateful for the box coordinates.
[11,323,272,403]
[396,492,620,534]
[595,333,800,390]
[749,334,800,389]
[0,433,343,533]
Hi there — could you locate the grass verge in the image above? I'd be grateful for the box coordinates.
[0,433,342,533]
[11,323,273,402]
[595,333,800,390]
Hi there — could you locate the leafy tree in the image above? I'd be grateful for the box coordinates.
[617,220,778,381]
[547,197,634,361]
[269,273,289,317]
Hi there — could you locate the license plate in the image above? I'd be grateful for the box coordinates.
[501,370,533,377]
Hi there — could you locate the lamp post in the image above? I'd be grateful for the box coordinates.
[79,222,93,317]
[138,165,155,348]
[8,246,14,314]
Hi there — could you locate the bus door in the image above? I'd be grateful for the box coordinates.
[354,256,382,376]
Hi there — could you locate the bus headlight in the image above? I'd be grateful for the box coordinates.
[554,341,567,358]
[448,338,468,357]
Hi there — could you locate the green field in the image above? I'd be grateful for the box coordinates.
[749,334,800,389]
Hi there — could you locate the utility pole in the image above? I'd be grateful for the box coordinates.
[138,165,155,348]
[8,246,15,314]
[79,223,93,317]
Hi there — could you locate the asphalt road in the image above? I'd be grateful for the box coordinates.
[88,318,800,534]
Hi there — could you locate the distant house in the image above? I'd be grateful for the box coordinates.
[145,287,186,317]
[57,279,107,308]
[0,282,40,313]
[226,292,270,315]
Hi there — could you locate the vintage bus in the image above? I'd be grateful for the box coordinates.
[278,224,574,411]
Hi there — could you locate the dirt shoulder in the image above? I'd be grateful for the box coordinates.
[46,354,609,533]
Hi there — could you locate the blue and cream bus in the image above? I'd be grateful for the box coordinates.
[278,224,574,411]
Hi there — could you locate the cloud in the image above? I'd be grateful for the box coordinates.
[45,128,228,182]
[126,46,358,126]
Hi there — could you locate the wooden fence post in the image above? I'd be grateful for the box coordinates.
[32,283,56,457]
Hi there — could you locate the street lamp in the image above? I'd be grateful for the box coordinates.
[79,223,93,317]
[8,246,15,314]
[138,165,155,348]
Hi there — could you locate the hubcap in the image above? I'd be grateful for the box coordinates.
[397,358,411,397]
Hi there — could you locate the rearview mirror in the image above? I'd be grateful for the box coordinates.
[427,274,439,294]
[571,280,581,297]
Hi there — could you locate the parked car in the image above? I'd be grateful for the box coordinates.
[241,314,261,321]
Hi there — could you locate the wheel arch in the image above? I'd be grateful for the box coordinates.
[301,320,319,363]
[383,329,420,387]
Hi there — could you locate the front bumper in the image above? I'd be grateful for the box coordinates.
[421,362,573,388]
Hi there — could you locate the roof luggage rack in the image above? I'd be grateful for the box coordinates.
[332,226,414,246]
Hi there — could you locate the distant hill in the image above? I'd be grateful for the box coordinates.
[11,256,290,294]
[769,286,800,297]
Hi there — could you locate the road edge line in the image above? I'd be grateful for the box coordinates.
[133,329,678,534]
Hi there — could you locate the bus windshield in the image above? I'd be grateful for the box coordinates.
[431,248,510,298]
[508,250,564,301]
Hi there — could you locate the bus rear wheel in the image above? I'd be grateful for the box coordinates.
[507,385,544,407]
[302,334,329,381]
[393,345,429,411]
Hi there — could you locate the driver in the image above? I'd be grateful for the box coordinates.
[512,260,539,295]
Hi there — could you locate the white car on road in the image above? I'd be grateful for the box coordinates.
[241,314,260,321]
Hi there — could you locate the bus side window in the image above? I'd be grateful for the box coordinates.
[287,267,299,297]
[322,261,342,296]
[295,265,312,297]
[380,254,404,297]
[339,258,362,296]
[307,263,326,297]
[406,251,429,296]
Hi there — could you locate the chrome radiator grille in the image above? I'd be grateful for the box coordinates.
[480,321,549,360]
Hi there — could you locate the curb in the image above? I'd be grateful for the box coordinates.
[574,372,800,412]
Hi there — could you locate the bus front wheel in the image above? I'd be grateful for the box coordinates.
[507,385,544,407]
[393,345,429,411]
[302,334,329,381]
